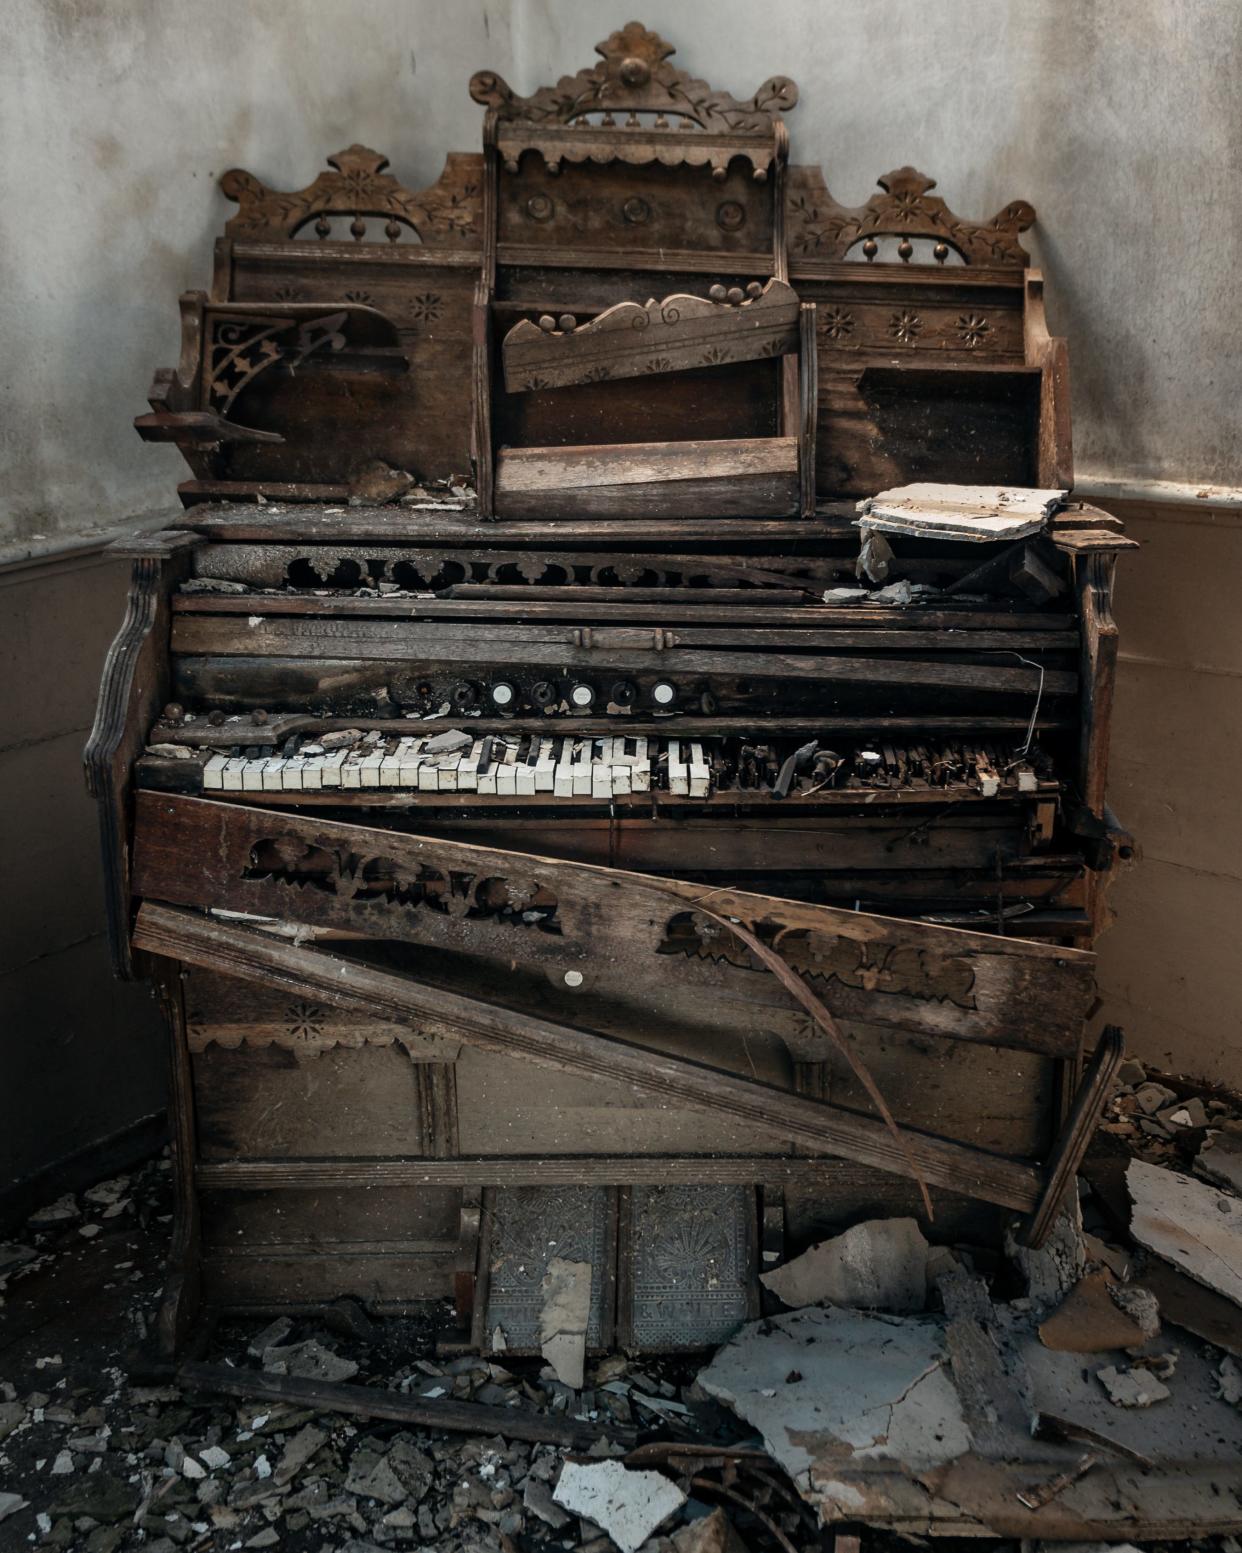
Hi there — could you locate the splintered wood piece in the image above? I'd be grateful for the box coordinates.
[502,279,799,392]
[178,1362,611,1447]
[133,902,1045,1212]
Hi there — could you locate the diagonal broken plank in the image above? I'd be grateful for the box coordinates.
[133,902,1044,1212]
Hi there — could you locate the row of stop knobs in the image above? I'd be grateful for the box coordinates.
[453,679,679,711]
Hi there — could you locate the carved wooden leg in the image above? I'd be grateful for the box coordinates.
[153,957,203,1360]
[1017,1025,1125,1249]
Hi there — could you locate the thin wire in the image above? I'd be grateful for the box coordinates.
[989,651,1046,761]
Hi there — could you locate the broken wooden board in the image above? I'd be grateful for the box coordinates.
[132,902,1047,1214]
[858,483,1067,542]
[493,438,799,519]
[131,793,1096,1065]
[502,280,800,392]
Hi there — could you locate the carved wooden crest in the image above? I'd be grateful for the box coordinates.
[502,278,800,391]
[220,144,482,244]
[471,22,797,179]
[787,165,1035,266]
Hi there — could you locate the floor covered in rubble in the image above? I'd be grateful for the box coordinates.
[1,1062,1240,1553]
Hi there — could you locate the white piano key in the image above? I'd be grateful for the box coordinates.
[554,737,574,798]
[572,739,593,796]
[321,750,348,787]
[667,738,688,796]
[280,756,306,791]
[438,753,461,792]
[496,741,518,796]
[534,737,556,793]
[261,757,285,791]
[241,757,265,792]
[612,744,632,796]
[632,736,651,792]
[457,739,481,791]
[397,739,424,786]
[341,752,364,789]
[688,741,710,799]
[378,744,402,787]
[477,739,499,795]
[359,750,385,788]
[592,739,613,798]
[222,756,248,792]
[516,738,537,796]
[301,756,324,790]
[203,754,228,791]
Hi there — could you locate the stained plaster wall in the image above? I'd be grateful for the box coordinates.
[1,0,1239,1206]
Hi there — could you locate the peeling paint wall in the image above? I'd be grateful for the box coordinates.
[0,0,514,544]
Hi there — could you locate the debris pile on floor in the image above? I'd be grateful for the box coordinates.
[1,1061,1240,1550]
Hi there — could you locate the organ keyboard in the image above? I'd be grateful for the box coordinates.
[87,21,1133,1356]
[144,726,1049,804]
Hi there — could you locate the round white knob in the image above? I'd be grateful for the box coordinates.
[490,682,516,707]
[652,681,676,706]
[570,684,594,707]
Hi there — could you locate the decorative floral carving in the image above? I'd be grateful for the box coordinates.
[821,307,855,340]
[957,312,991,347]
[271,284,304,302]
[344,288,373,305]
[787,165,1035,267]
[409,293,443,324]
[286,1001,325,1040]
[221,146,481,245]
[889,310,922,344]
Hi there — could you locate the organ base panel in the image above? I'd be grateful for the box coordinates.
[86,19,1133,1355]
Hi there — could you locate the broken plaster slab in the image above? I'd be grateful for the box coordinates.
[697,1306,972,1490]
[1196,1132,1242,1195]
[553,1459,686,1553]
[760,1217,928,1314]
[1038,1269,1160,1353]
[1127,1158,1242,1308]
[857,483,1066,542]
[540,1258,591,1390]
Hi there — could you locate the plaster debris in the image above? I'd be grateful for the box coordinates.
[697,1306,971,1485]
[857,483,1065,542]
[524,1474,571,1528]
[1096,1364,1170,1408]
[1196,1131,1242,1194]
[553,1459,686,1553]
[1007,1200,1087,1314]
[760,1216,928,1313]
[27,1195,79,1228]
[539,1257,592,1389]
[1133,1082,1179,1115]
[261,1338,360,1382]
[1127,1158,1242,1307]
[1038,1270,1160,1352]
[1217,1356,1242,1406]
[0,1493,28,1523]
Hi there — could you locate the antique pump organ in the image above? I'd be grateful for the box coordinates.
[88,24,1133,1354]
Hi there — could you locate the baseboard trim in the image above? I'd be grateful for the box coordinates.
[0,1110,169,1237]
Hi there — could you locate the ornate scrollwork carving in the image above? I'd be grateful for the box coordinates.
[471,23,796,131]
[220,144,482,244]
[243,835,561,934]
[206,311,347,415]
[658,911,978,1008]
[787,165,1035,267]
[471,23,796,179]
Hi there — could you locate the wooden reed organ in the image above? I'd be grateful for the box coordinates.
[88,23,1133,1355]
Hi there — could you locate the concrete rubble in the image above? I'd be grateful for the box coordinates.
[0,1056,1239,1550]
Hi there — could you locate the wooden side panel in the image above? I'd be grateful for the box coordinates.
[222,252,478,484]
